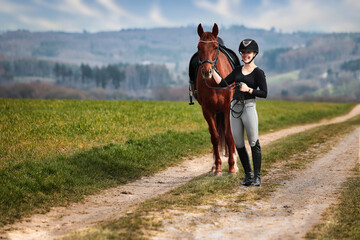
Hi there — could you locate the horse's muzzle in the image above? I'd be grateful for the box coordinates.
[201,67,213,80]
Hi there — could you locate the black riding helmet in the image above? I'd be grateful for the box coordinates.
[238,39,258,53]
[238,38,258,63]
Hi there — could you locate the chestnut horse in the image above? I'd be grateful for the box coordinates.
[194,23,238,175]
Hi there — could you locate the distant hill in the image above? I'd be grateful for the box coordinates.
[0,26,359,101]
[0,26,314,67]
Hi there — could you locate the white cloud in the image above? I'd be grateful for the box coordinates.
[149,5,174,26]
[96,0,135,19]
[0,0,28,14]
[194,0,241,19]
[18,15,62,30]
[61,0,102,17]
[236,0,360,33]
[345,0,360,10]
[191,0,360,33]
[0,0,66,31]
[0,0,359,32]
[31,0,103,18]
[250,1,326,32]
[95,0,148,30]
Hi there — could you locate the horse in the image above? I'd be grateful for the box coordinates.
[194,23,238,175]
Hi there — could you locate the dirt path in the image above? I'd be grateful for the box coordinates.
[153,127,360,240]
[1,105,360,240]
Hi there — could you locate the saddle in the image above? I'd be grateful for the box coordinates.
[188,40,241,104]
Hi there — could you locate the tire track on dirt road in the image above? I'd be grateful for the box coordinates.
[1,105,360,240]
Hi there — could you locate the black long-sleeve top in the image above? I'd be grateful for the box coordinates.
[219,66,268,100]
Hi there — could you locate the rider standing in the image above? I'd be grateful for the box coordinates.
[213,39,267,186]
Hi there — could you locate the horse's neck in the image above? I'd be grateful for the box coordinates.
[216,53,232,76]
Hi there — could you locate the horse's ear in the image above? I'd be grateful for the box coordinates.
[212,23,219,38]
[197,24,204,37]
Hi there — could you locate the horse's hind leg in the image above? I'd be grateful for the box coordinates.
[225,112,238,174]
[203,111,222,175]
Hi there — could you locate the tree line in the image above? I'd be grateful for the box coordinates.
[53,63,125,89]
[0,58,54,82]
[0,58,172,91]
[341,59,360,72]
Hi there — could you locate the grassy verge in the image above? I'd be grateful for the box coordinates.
[0,99,356,226]
[66,114,360,240]
[0,129,212,226]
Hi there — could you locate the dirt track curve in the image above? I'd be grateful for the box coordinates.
[1,104,360,240]
[154,126,360,239]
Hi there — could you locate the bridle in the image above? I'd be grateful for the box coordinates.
[197,39,235,90]
[198,40,219,67]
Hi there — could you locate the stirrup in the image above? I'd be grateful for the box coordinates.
[188,84,194,105]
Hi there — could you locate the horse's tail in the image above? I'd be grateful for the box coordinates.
[216,112,228,156]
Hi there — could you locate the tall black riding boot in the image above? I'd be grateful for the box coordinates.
[251,140,262,186]
[237,147,253,186]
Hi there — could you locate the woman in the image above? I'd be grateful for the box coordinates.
[212,39,267,186]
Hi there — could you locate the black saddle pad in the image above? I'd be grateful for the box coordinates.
[189,53,199,84]
[219,45,240,70]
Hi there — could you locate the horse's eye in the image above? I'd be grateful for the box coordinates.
[215,47,218,50]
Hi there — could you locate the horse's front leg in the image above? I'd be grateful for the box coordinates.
[225,110,238,174]
[203,110,222,175]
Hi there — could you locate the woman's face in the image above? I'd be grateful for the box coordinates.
[241,51,256,64]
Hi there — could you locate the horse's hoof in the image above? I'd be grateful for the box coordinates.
[228,172,236,176]
[214,172,223,177]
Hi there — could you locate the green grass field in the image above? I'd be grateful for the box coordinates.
[0,99,356,226]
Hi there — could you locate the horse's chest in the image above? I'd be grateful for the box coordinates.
[200,92,229,109]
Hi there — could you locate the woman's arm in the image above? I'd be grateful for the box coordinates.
[252,69,268,98]
[212,67,236,86]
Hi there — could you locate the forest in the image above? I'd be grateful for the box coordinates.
[0,57,177,99]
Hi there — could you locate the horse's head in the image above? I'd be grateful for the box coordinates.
[197,23,219,80]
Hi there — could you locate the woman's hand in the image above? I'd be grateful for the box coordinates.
[212,67,222,84]
[240,82,253,94]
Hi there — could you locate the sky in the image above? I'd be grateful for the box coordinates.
[0,0,360,33]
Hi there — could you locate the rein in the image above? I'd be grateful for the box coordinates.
[230,98,245,118]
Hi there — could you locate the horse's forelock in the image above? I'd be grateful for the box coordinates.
[200,32,217,42]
